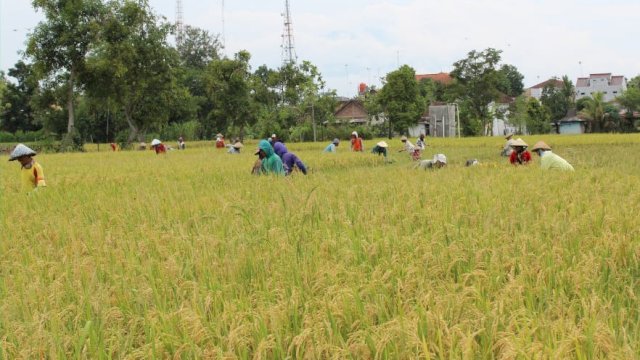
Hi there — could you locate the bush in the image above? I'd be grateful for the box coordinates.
[0,131,16,143]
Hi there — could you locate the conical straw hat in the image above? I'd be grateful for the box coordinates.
[9,143,36,161]
[531,141,552,151]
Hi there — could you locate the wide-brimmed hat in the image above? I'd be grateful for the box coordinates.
[151,139,162,146]
[505,133,514,139]
[376,141,389,148]
[233,142,244,149]
[9,143,36,161]
[400,135,408,141]
[351,131,358,137]
[333,138,340,144]
[216,133,223,138]
[433,153,447,164]
[531,141,552,151]
[510,138,528,148]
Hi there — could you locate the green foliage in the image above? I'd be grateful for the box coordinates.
[377,65,425,137]
[27,0,106,136]
[88,0,181,142]
[1,61,41,133]
[498,64,524,97]
[526,98,551,134]
[579,92,607,133]
[540,82,570,122]
[450,48,513,135]
[507,95,530,134]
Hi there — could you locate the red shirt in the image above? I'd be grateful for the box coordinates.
[154,144,166,154]
[510,150,531,165]
[351,137,363,152]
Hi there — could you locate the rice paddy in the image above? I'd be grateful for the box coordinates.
[1,134,639,359]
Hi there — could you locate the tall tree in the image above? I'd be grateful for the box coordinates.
[26,0,105,140]
[88,0,179,142]
[450,48,506,135]
[1,61,40,133]
[526,97,551,134]
[498,64,524,97]
[204,51,254,139]
[377,65,425,138]
[540,83,569,127]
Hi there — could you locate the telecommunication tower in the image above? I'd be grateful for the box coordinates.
[281,0,297,65]
[175,0,184,46]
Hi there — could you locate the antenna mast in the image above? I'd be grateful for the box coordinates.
[221,0,226,50]
[281,0,297,65]
[175,0,184,46]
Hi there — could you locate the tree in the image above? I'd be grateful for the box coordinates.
[540,82,569,128]
[88,0,180,142]
[1,61,40,133]
[628,75,640,89]
[579,92,606,132]
[450,48,507,135]
[507,95,530,134]
[377,65,425,138]
[26,0,105,140]
[615,87,640,132]
[177,26,221,69]
[525,98,551,134]
[498,64,524,97]
[204,51,254,139]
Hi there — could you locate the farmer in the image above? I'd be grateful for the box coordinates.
[399,135,420,160]
[282,152,308,175]
[227,141,243,154]
[509,138,531,165]
[350,131,363,152]
[465,159,480,167]
[110,143,119,151]
[323,138,340,153]
[215,133,225,148]
[415,154,447,170]
[254,139,285,175]
[416,134,427,151]
[151,139,166,154]
[9,143,46,192]
[501,133,515,157]
[178,136,186,150]
[531,141,574,171]
[371,141,389,158]
[273,140,288,158]
[269,134,277,144]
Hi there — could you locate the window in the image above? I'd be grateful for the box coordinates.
[613,91,618,94]
[581,92,586,95]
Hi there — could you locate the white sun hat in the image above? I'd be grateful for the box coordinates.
[352,131,358,137]
[151,139,162,146]
[9,143,37,161]
[376,141,389,148]
[433,153,447,164]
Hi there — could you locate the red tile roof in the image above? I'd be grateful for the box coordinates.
[415,72,453,85]
[611,76,625,86]
[529,79,564,89]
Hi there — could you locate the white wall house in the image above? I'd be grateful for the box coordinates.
[527,79,564,100]
[576,73,627,102]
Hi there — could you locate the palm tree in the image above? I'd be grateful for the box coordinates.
[579,92,605,132]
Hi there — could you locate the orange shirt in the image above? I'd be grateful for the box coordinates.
[351,137,363,152]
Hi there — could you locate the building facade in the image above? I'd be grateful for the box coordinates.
[576,73,627,102]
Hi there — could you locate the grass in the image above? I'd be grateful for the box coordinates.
[1,134,639,358]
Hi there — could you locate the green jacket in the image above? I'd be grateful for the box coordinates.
[258,140,285,176]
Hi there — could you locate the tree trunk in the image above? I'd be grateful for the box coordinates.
[67,68,76,133]
[124,108,139,143]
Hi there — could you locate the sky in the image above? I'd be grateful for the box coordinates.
[1,0,639,97]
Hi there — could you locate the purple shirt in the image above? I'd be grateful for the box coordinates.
[282,152,307,175]
[273,141,288,158]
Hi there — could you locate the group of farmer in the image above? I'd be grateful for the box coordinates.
[502,133,574,171]
[7,129,575,193]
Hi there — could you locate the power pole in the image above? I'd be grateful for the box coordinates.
[281,0,297,65]
[175,0,184,46]
[221,0,226,50]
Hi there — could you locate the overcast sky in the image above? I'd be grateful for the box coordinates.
[1,0,638,97]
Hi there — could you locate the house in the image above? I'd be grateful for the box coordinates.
[415,72,453,85]
[558,118,587,134]
[527,78,564,100]
[332,99,368,125]
[576,73,627,102]
[407,104,458,137]
[491,95,524,136]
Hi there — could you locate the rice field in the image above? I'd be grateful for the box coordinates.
[1,134,639,359]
